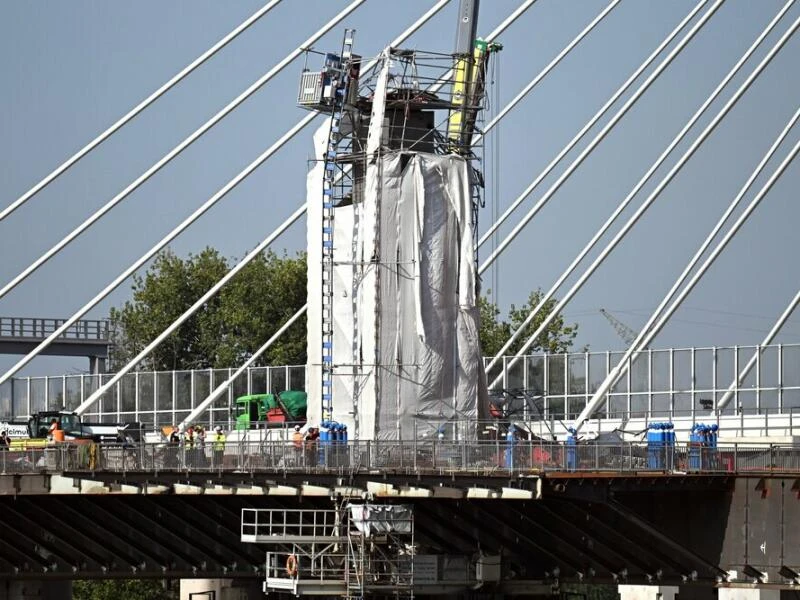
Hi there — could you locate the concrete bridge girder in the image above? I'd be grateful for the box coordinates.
[0,472,797,590]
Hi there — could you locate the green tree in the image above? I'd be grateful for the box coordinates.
[73,579,177,600]
[479,288,578,356]
[109,248,307,371]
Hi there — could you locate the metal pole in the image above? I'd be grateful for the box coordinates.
[0,0,284,222]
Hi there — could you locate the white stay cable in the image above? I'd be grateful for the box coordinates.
[477,0,709,250]
[0,0,284,223]
[68,0,540,416]
[486,0,796,382]
[499,14,800,407]
[471,0,621,147]
[178,305,308,430]
[576,130,800,429]
[715,287,800,414]
[0,0,455,390]
[0,0,366,301]
[478,0,724,277]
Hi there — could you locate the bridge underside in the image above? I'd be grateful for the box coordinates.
[0,472,761,587]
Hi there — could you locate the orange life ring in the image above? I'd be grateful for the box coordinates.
[285,554,298,577]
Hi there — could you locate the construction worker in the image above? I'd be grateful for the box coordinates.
[168,426,180,468]
[185,426,195,450]
[292,425,304,466]
[304,426,319,467]
[47,418,60,441]
[185,426,197,467]
[212,426,226,468]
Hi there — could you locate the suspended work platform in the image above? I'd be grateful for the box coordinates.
[241,504,414,597]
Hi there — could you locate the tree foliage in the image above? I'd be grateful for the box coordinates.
[109,248,307,371]
[479,288,578,357]
[73,579,177,600]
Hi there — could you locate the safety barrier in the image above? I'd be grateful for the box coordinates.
[1,440,799,476]
[0,317,109,341]
[4,342,800,430]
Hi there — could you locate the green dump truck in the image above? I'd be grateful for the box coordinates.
[235,390,307,431]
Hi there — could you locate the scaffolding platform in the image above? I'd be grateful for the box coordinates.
[242,504,414,598]
[240,508,346,544]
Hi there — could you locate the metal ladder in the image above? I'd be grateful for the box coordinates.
[321,29,355,424]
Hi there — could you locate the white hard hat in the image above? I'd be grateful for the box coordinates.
[294,425,301,431]
[215,425,222,432]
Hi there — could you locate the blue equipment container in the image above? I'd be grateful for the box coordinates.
[665,423,675,469]
[319,420,332,466]
[646,423,661,469]
[505,425,517,469]
[688,424,706,470]
[566,428,578,470]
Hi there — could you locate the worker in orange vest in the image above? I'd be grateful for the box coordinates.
[47,418,60,441]
[292,425,304,465]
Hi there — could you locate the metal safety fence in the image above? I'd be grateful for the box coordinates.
[1,440,799,476]
[4,342,800,428]
[0,317,110,341]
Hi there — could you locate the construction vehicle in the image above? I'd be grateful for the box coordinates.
[235,390,307,430]
[0,410,141,448]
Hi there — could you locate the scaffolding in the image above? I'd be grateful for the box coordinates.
[300,35,500,438]
[241,504,415,598]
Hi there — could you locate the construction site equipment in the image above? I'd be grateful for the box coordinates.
[0,410,141,449]
[600,308,641,346]
[235,390,308,430]
[300,14,499,439]
[242,504,414,597]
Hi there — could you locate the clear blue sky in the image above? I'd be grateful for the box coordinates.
[1,0,799,376]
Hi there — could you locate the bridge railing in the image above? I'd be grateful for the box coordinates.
[0,317,109,341]
[0,364,306,428]
[3,342,800,429]
[1,440,799,476]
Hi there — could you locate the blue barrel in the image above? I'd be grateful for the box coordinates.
[566,428,578,471]
[505,425,517,469]
[665,423,675,469]
[689,424,703,470]
[646,423,659,469]
[319,421,332,466]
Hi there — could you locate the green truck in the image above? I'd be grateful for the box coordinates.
[235,390,307,431]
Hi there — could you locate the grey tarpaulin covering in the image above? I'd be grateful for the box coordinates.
[348,504,412,538]
[306,52,488,440]
[369,151,488,440]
